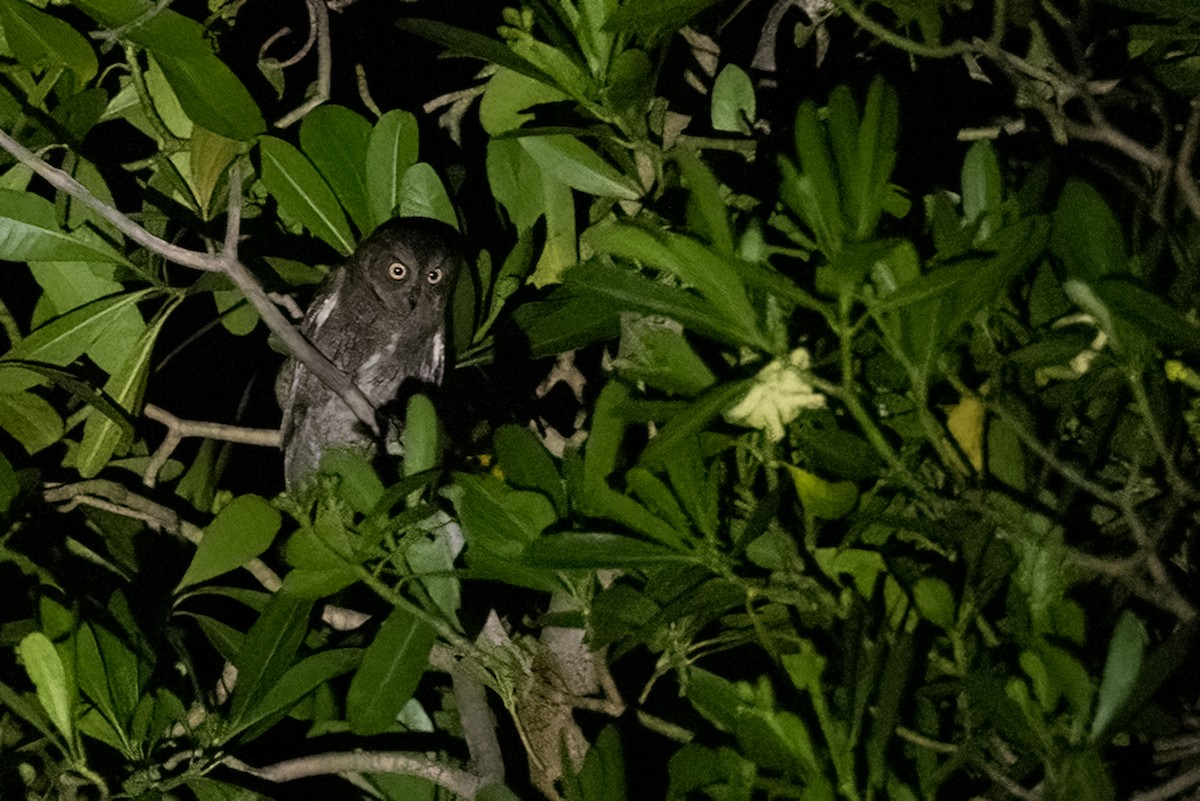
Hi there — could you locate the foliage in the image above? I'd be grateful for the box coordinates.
[0,0,1198,800]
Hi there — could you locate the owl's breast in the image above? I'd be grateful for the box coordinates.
[354,328,446,404]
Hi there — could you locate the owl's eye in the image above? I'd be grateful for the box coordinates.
[387,262,408,281]
[427,267,443,285]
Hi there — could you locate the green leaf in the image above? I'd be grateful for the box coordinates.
[259,136,354,254]
[178,495,281,591]
[639,379,753,468]
[402,392,443,477]
[480,67,568,135]
[494,424,566,515]
[228,593,313,727]
[676,148,734,256]
[96,6,266,140]
[785,101,843,253]
[188,127,241,219]
[0,190,127,263]
[487,138,545,231]
[604,0,723,36]
[16,632,74,743]
[398,163,458,228]
[911,578,955,631]
[784,464,857,520]
[1094,276,1200,355]
[396,18,557,88]
[848,77,899,241]
[711,64,755,134]
[583,222,765,349]
[1091,611,1147,740]
[142,54,192,139]
[452,472,558,589]
[0,0,97,87]
[519,134,641,200]
[610,313,716,397]
[75,310,167,477]
[563,725,626,801]
[962,140,1002,237]
[301,105,373,233]
[2,290,151,375]
[346,607,435,735]
[314,449,384,515]
[366,109,420,231]
[0,390,63,454]
[524,532,686,568]
[232,648,361,744]
[1052,180,1127,281]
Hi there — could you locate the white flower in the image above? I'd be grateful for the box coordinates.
[725,348,825,441]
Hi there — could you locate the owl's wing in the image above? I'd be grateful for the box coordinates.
[278,266,348,441]
[301,267,347,342]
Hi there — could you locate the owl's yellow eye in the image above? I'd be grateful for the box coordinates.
[427,267,443,285]
[387,262,408,281]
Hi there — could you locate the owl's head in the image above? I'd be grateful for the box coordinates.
[348,216,463,322]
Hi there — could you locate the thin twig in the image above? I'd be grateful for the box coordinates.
[142,403,281,488]
[275,0,331,127]
[1130,763,1200,801]
[1175,98,1200,223]
[42,479,283,591]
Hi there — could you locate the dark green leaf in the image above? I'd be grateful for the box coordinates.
[301,105,373,233]
[228,593,313,727]
[1052,180,1127,281]
[0,190,127,263]
[397,18,557,87]
[232,648,361,743]
[346,607,435,735]
[0,0,98,87]
[178,495,281,591]
[259,136,354,254]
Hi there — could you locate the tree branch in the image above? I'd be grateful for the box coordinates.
[222,751,490,798]
[0,127,380,434]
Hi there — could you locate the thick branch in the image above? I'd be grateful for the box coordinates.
[222,751,489,798]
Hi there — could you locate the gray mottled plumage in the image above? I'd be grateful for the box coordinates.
[277,217,462,488]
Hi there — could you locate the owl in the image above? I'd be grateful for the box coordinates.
[277,216,463,488]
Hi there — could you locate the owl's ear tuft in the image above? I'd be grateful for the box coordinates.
[388,262,408,281]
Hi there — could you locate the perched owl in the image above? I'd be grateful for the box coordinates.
[277,217,463,488]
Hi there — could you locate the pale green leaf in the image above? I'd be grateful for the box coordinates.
[366,109,420,231]
[16,632,74,742]
[519,134,641,200]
